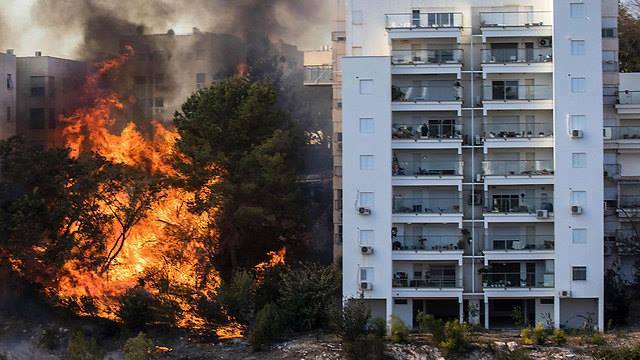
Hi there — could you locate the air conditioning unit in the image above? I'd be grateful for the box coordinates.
[603,127,613,140]
[559,290,572,298]
[571,205,583,215]
[358,207,372,215]
[571,129,584,138]
[360,281,373,291]
[361,246,374,255]
[536,210,549,219]
[539,38,552,47]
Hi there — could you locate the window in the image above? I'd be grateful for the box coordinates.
[360,155,375,170]
[570,3,585,18]
[6,73,12,89]
[359,192,374,208]
[359,118,374,134]
[572,228,587,244]
[359,79,373,94]
[540,298,554,305]
[359,267,374,282]
[571,77,586,93]
[30,76,45,97]
[48,108,56,129]
[154,97,164,108]
[602,17,617,38]
[602,27,617,38]
[571,191,587,206]
[571,40,585,56]
[352,10,363,25]
[572,266,587,281]
[196,73,205,83]
[572,153,587,168]
[29,108,45,129]
[570,115,586,130]
[6,107,10,122]
[359,229,374,244]
[394,299,408,305]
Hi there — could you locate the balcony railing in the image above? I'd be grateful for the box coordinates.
[483,122,553,139]
[482,48,552,64]
[483,84,553,101]
[393,275,459,288]
[487,234,554,251]
[386,12,463,29]
[393,161,463,176]
[392,123,462,140]
[304,65,333,84]
[482,160,554,176]
[604,126,640,140]
[618,90,640,105]
[392,235,462,251]
[391,49,463,65]
[393,85,462,102]
[392,197,461,214]
[480,11,552,28]
[619,196,640,209]
[486,196,554,214]
[482,272,554,288]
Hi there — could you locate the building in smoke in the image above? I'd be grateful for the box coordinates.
[0,50,16,140]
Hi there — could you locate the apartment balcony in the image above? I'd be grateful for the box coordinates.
[392,160,463,187]
[482,122,554,151]
[392,197,463,224]
[391,49,462,77]
[616,91,640,118]
[482,84,553,114]
[303,65,333,86]
[483,196,554,224]
[392,263,463,298]
[392,122,462,150]
[603,163,621,180]
[481,160,554,187]
[483,234,554,264]
[392,85,463,114]
[604,126,640,150]
[480,11,552,40]
[617,196,640,218]
[385,12,462,41]
[482,271,554,297]
[391,235,464,262]
[481,48,552,78]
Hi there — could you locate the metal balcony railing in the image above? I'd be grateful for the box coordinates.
[391,49,463,65]
[482,84,553,101]
[392,235,462,251]
[385,12,463,29]
[482,160,554,176]
[392,275,459,288]
[392,123,462,140]
[480,11,552,28]
[304,65,333,84]
[487,234,554,251]
[393,161,463,176]
[483,122,553,139]
[486,196,554,214]
[481,48,552,63]
[482,272,554,288]
[619,196,640,209]
[392,197,462,214]
[618,90,640,105]
[392,85,462,102]
[604,126,640,140]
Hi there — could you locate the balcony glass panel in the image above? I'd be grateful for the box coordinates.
[393,122,462,140]
[482,160,554,176]
[618,91,640,105]
[483,84,552,101]
[480,11,552,27]
[392,197,461,214]
[393,160,463,176]
[487,234,554,251]
[393,267,459,288]
[386,12,463,29]
[391,49,463,65]
[392,235,462,251]
[483,122,553,139]
[303,65,332,84]
[486,195,553,214]
[393,84,462,102]
[482,272,554,288]
[604,126,640,140]
[482,48,552,63]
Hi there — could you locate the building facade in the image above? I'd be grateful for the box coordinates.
[0,51,17,140]
[341,0,611,330]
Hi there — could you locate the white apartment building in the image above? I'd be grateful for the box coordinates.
[342,0,612,330]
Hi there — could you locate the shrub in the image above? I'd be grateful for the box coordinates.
[532,322,547,345]
[117,287,179,331]
[333,298,371,343]
[439,321,469,354]
[217,270,255,325]
[123,332,153,360]
[584,331,606,345]
[250,303,284,351]
[593,345,640,360]
[67,331,103,360]
[390,315,409,343]
[39,327,61,350]
[416,312,444,344]
[552,328,567,345]
[368,317,387,339]
[520,327,535,345]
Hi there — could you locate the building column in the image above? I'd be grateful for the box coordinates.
[484,297,490,329]
[553,295,560,329]
[386,297,394,334]
[458,297,464,323]
[598,297,604,332]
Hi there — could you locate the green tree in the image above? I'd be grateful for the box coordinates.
[620,2,640,72]
[217,270,255,324]
[173,77,304,275]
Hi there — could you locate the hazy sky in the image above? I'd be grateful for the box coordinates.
[0,0,333,59]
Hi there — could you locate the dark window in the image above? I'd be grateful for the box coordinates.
[540,298,554,305]
[196,73,206,83]
[492,194,520,212]
[602,28,617,38]
[48,108,56,129]
[394,299,408,305]
[155,97,164,107]
[6,74,12,89]
[572,266,587,281]
[492,80,519,100]
[30,76,45,97]
[29,108,45,129]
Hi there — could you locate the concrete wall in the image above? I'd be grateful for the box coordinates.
[0,52,16,140]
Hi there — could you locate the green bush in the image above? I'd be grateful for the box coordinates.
[217,270,255,325]
[250,303,285,351]
[584,331,606,345]
[390,315,410,343]
[552,328,567,345]
[333,298,371,343]
[368,317,387,339]
[593,345,640,360]
[532,322,547,345]
[67,331,103,360]
[123,332,153,360]
[416,312,444,344]
[439,321,469,354]
[520,327,534,345]
[117,287,179,331]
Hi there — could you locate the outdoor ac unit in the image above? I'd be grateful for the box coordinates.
[358,207,372,215]
[360,281,373,291]
[603,127,613,140]
[536,210,549,219]
[361,246,374,255]
[559,290,572,298]
[570,129,584,138]
[571,205,583,215]
[539,38,552,47]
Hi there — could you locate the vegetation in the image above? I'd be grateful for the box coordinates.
[333,298,385,360]
[66,332,103,360]
[250,303,285,351]
[116,288,180,331]
[532,322,547,345]
[552,328,567,345]
[439,321,470,355]
[620,1,640,72]
[390,315,409,343]
[593,345,640,360]
[520,327,535,345]
[123,332,154,360]
[416,312,445,344]
[584,331,606,345]
[217,270,256,325]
